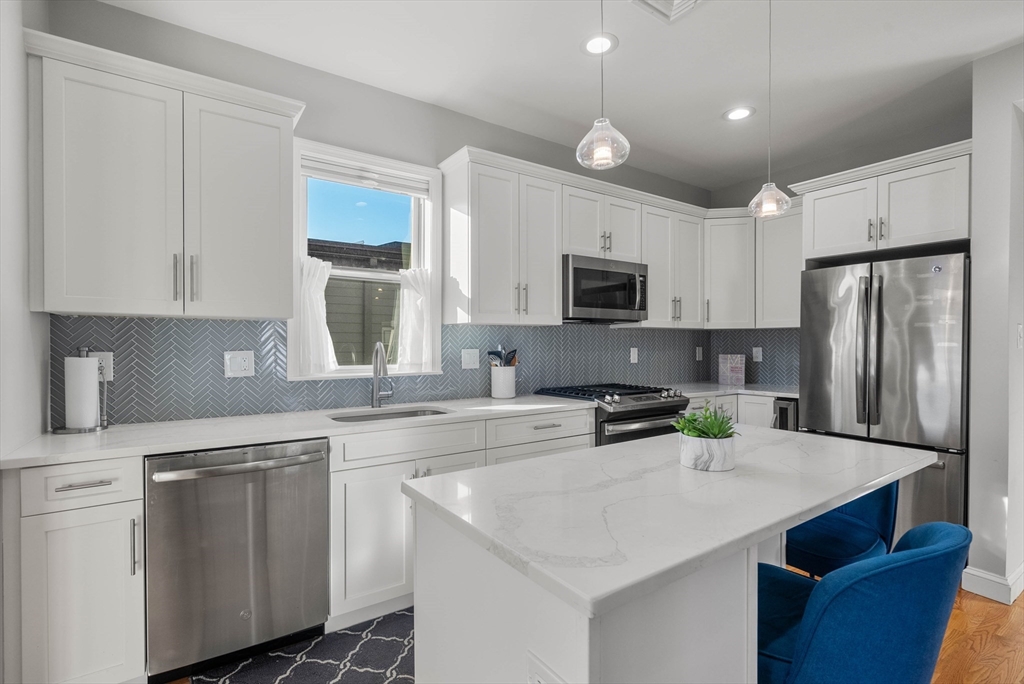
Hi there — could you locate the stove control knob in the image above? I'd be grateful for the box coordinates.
[661,390,669,398]
[604,395,613,403]
[673,389,682,397]
[612,394,621,403]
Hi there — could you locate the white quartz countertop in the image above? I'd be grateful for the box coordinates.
[667,383,799,399]
[402,426,934,618]
[1,395,594,470]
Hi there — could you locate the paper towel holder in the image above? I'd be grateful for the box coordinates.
[53,346,110,435]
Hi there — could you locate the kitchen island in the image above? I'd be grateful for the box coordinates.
[402,425,937,683]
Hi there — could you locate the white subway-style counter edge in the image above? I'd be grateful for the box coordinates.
[2,396,594,470]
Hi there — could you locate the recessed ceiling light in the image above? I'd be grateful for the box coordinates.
[724,106,755,121]
[581,33,619,55]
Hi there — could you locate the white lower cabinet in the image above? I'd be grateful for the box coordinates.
[486,434,594,466]
[21,500,145,684]
[737,395,775,428]
[713,394,738,418]
[415,450,486,478]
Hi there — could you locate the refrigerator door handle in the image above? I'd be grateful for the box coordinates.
[856,276,869,424]
[868,274,882,425]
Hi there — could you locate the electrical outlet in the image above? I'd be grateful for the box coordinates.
[88,351,113,381]
[461,349,479,369]
[753,347,763,362]
[224,351,254,378]
[630,347,638,364]
[696,346,703,361]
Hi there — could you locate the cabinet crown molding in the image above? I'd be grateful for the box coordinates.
[23,29,306,125]
[439,146,709,220]
[704,196,802,219]
[789,140,972,196]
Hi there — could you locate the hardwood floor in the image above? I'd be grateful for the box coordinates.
[933,589,1024,684]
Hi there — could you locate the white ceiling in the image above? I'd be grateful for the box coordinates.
[100,0,1024,191]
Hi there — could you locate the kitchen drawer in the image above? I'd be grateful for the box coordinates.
[21,456,143,517]
[330,421,486,470]
[485,410,594,449]
[683,396,712,413]
[486,435,594,467]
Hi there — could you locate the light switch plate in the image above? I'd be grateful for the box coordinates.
[696,346,703,361]
[630,347,638,364]
[88,351,113,381]
[461,349,479,369]
[224,351,254,378]
[753,347,763,362]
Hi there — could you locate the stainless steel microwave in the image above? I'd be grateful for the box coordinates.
[562,254,648,323]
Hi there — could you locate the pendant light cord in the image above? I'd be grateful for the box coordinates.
[600,0,605,119]
[767,0,772,183]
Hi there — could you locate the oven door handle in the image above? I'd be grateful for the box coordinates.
[604,416,680,436]
[151,451,325,482]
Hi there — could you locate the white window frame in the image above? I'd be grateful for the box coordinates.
[287,138,442,381]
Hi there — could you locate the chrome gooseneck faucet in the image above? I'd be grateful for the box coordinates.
[371,340,393,408]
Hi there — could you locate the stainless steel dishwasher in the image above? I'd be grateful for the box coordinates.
[145,439,329,678]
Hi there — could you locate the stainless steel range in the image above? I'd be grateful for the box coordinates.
[536,384,689,445]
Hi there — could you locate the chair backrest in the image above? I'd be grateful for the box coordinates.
[785,522,971,684]
[837,480,899,550]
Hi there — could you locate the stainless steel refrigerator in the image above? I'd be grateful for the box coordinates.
[799,252,968,542]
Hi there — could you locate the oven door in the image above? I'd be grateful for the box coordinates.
[599,412,681,445]
[564,254,647,322]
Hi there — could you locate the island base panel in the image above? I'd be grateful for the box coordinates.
[413,506,758,683]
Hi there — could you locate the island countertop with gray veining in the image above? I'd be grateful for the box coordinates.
[402,426,936,618]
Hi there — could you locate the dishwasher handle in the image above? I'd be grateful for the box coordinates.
[151,451,325,482]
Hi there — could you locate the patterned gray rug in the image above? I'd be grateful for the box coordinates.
[192,609,414,684]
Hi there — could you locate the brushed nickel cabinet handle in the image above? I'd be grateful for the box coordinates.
[515,284,520,314]
[879,217,886,240]
[524,284,529,315]
[533,423,562,430]
[173,254,180,301]
[55,479,113,493]
[868,219,874,241]
[129,518,137,576]
[189,254,198,302]
[607,232,612,252]
[706,299,710,323]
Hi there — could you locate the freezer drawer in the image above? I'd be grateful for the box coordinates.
[893,452,966,544]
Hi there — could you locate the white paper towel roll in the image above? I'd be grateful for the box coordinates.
[65,357,100,429]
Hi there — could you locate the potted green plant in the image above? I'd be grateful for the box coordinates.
[672,406,739,472]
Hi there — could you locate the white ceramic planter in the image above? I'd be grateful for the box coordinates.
[679,434,735,472]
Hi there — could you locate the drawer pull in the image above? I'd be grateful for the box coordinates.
[54,479,113,493]
[533,423,563,430]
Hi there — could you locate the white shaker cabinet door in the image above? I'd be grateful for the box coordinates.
[519,174,562,325]
[756,209,803,328]
[330,462,415,617]
[183,94,293,319]
[470,164,521,324]
[603,196,642,262]
[640,206,677,328]
[714,394,739,419]
[803,178,878,259]
[21,500,145,684]
[42,59,184,316]
[876,156,970,250]
[704,217,755,329]
[562,185,604,257]
[737,395,775,428]
[675,214,704,328]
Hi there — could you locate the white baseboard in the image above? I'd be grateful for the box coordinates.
[962,564,1024,605]
[324,593,413,634]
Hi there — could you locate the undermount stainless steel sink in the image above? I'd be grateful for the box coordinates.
[328,406,451,423]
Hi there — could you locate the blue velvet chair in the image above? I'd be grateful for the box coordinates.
[758,522,971,684]
[786,481,899,577]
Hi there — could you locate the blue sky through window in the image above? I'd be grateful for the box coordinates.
[307,177,412,246]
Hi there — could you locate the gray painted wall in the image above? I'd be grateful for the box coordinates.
[709,64,974,208]
[42,0,711,207]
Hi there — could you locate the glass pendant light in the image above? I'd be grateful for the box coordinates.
[748,0,790,218]
[577,0,629,170]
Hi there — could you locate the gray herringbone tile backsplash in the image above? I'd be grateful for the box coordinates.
[50,316,799,426]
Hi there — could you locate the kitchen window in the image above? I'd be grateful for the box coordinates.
[288,139,442,379]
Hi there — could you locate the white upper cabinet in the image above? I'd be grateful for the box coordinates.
[41,60,185,317]
[443,163,561,325]
[641,206,703,329]
[603,196,642,261]
[802,178,878,259]
[876,156,970,249]
[799,150,971,259]
[183,94,293,319]
[519,175,562,325]
[562,185,604,257]
[704,217,755,329]
[563,186,641,261]
[30,37,303,319]
[756,208,803,328]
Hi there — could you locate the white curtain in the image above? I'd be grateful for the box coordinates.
[397,268,432,373]
[296,255,338,376]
